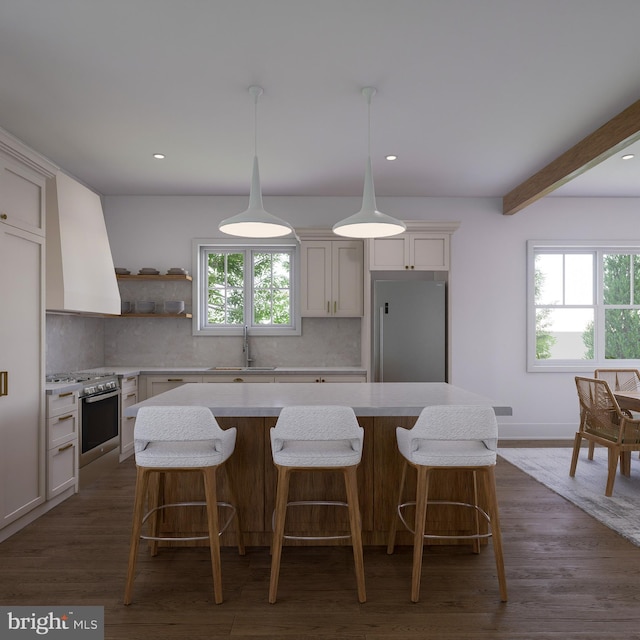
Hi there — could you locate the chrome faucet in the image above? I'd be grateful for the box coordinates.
[243,324,252,368]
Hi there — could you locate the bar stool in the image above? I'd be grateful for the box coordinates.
[268,405,366,604]
[387,404,507,603]
[124,406,244,605]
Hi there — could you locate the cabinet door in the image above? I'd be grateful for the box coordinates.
[332,241,363,316]
[0,155,46,236]
[145,375,204,397]
[300,241,332,316]
[120,391,138,458]
[201,375,274,383]
[410,234,449,270]
[369,237,408,270]
[0,225,45,527]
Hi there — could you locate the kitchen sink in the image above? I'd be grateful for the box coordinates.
[209,366,276,371]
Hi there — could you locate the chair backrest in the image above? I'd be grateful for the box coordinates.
[575,377,629,443]
[271,405,363,451]
[408,405,498,448]
[134,405,225,444]
[594,368,640,392]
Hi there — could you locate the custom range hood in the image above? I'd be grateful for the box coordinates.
[46,171,121,315]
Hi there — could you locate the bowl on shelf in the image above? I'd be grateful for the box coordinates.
[115,267,131,275]
[164,300,185,314]
[138,268,160,275]
[167,267,188,275]
[136,301,156,314]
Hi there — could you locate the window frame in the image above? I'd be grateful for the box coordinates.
[528,240,640,372]
[192,238,301,336]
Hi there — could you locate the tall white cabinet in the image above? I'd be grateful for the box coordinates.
[0,130,56,532]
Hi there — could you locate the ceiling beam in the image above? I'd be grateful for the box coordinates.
[502,98,640,215]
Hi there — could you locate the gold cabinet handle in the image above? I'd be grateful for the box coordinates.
[411,265,415,269]
[233,377,245,383]
[125,376,136,382]
[167,378,184,382]
[327,301,330,313]
[405,265,409,269]
[0,371,7,397]
[334,301,337,313]
[126,393,136,399]
[0,213,7,220]
[58,443,73,452]
[58,414,74,421]
[59,391,74,398]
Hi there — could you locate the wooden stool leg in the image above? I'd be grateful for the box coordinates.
[148,471,162,557]
[620,450,631,477]
[471,470,481,554]
[387,461,408,555]
[124,466,151,605]
[588,441,595,460]
[411,466,430,603]
[223,464,245,556]
[344,465,367,603]
[202,466,223,604]
[269,466,291,604]
[484,466,508,602]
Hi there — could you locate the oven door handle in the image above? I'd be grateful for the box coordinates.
[83,389,120,403]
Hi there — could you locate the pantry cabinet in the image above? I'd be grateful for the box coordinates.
[0,129,55,530]
[300,240,363,317]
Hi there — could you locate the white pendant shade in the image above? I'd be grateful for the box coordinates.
[218,86,294,238]
[332,157,406,238]
[333,87,406,239]
[218,156,293,237]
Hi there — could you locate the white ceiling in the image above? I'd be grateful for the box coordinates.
[2,0,640,203]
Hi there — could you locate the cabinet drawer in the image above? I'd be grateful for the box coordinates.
[47,412,78,449]
[46,390,78,417]
[47,440,77,499]
[120,375,138,394]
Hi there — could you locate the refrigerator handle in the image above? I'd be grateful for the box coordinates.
[378,306,385,382]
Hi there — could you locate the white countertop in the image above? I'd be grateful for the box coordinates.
[124,382,512,417]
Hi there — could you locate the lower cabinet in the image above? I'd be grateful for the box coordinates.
[142,375,204,398]
[275,374,367,383]
[45,390,79,500]
[119,375,138,460]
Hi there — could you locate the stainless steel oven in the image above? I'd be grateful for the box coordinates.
[79,378,120,468]
[48,372,122,469]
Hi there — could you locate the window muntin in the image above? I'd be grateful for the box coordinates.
[194,240,299,336]
[529,242,640,371]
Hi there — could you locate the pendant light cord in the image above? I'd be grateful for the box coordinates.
[249,85,263,158]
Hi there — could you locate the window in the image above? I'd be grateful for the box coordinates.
[193,239,300,336]
[528,241,640,371]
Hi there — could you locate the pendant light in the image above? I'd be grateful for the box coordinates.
[333,87,406,238]
[219,86,293,238]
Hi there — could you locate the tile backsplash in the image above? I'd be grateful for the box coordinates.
[47,314,361,372]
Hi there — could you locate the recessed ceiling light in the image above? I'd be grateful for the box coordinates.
[153,153,165,159]
[622,153,635,160]
[385,154,398,161]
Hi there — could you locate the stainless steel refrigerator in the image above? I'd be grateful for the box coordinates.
[373,280,446,382]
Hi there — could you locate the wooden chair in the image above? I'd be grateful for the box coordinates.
[594,369,640,459]
[571,377,640,496]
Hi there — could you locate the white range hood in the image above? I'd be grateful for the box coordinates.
[46,172,121,315]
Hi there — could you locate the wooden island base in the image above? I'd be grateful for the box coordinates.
[153,416,489,547]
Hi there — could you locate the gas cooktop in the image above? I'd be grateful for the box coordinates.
[46,371,117,384]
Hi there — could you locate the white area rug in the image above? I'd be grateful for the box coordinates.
[498,447,640,547]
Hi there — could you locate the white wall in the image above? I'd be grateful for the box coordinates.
[103,194,640,440]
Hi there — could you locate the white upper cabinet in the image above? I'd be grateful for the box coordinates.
[300,240,364,317]
[0,145,47,237]
[369,233,450,271]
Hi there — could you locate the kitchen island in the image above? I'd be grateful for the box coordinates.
[125,382,511,546]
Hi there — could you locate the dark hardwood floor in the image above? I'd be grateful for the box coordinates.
[2,449,640,639]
